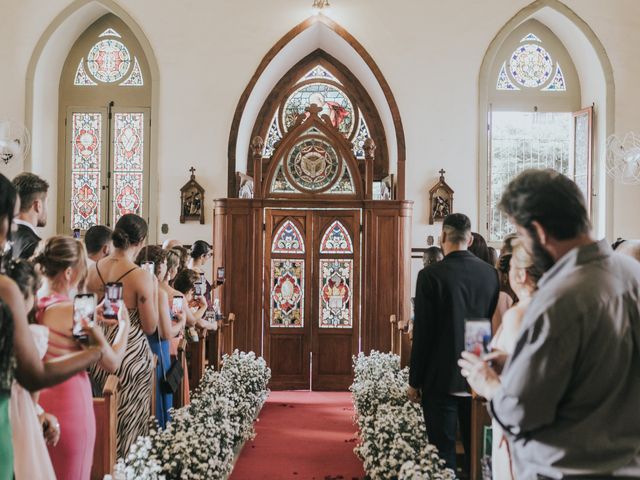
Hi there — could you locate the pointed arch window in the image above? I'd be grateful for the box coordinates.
[60,14,151,233]
[272,220,306,254]
[320,220,353,254]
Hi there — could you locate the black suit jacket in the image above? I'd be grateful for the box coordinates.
[409,250,499,395]
[12,223,41,260]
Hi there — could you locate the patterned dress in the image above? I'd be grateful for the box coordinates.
[0,300,15,480]
[90,307,153,459]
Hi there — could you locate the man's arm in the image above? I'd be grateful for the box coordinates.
[409,269,437,389]
[491,308,578,437]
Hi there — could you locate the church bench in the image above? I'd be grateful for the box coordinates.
[91,374,119,480]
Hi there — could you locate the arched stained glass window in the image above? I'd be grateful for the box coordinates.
[272,220,306,254]
[319,259,353,328]
[300,65,340,84]
[271,259,305,327]
[60,14,151,233]
[320,220,353,254]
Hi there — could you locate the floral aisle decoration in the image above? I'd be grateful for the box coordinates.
[109,350,271,480]
[350,351,455,480]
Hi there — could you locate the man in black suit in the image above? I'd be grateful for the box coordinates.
[408,213,499,473]
[11,173,49,260]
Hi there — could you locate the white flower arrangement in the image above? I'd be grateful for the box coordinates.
[350,351,455,480]
[107,350,271,480]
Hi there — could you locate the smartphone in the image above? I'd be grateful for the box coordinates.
[216,267,225,282]
[73,293,97,342]
[141,261,155,276]
[171,295,184,320]
[464,318,492,357]
[103,282,123,320]
[199,272,206,287]
[73,228,81,239]
[193,282,202,296]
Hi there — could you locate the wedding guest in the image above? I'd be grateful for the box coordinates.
[136,246,186,427]
[11,173,49,260]
[188,240,214,308]
[469,232,492,265]
[460,169,640,478]
[85,213,156,458]
[34,236,129,480]
[422,246,443,268]
[171,246,190,279]
[488,246,498,267]
[84,225,113,266]
[408,213,500,474]
[173,269,215,331]
[162,239,182,250]
[492,253,515,332]
[0,174,108,480]
[489,241,542,480]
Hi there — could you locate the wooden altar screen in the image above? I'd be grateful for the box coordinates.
[214,108,412,390]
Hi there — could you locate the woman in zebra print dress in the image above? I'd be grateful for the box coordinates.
[86,214,158,459]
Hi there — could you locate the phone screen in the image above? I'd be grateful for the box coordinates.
[464,318,492,357]
[171,295,184,319]
[199,272,206,286]
[73,294,96,341]
[73,228,81,239]
[103,282,123,320]
[194,282,202,296]
[141,261,155,276]
[216,267,225,281]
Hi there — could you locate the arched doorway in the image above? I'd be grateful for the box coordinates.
[215,22,411,391]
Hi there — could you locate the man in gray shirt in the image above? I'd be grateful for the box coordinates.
[459,170,640,479]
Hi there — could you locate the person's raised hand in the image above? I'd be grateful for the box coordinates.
[458,351,501,401]
[95,301,118,327]
[407,385,421,403]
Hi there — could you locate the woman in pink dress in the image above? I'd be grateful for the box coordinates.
[34,236,129,480]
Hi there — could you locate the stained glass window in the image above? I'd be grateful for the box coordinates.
[272,220,305,254]
[320,221,353,254]
[71,113,102,230]
[120,57,144,86]
[353,114,371,158]
[300,65,340,84]
[327,166,356,194]
[271,259,304,327]
[283,83,354,135]
[541,64,566,91]
[496,62,519,91]
[263,114,282,157]
[112,113,144,224]
[99,28,121,38]
[286,138,340,192]
[521,33,541,43]
[319,259,353,328]
[271,165,297,193]
[510,44,553,88]
[74,59,97,86]
[87,38,131,83]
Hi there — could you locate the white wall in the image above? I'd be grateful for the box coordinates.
[1,0,639,248]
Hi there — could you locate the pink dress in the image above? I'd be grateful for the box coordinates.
[37,294,96,480]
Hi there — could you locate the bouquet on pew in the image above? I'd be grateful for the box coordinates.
[109,350,271,480]
[350,351,455,480]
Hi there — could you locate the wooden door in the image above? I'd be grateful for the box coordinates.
[311,210,360,390]
[265,210,312,389]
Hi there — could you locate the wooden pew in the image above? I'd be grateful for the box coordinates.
[216,313,235,369]
[150,354,158,417]
[471,395,492,480]
[173,338,188,408]
[187,327,208,390]
[91,374,119,480]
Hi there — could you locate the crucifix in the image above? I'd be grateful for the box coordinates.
[189,166,196,178]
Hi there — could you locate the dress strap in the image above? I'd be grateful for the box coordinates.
[95,259,107,287]
[115,266,138,283]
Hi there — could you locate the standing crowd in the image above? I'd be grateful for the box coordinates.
[0,172,218,480]
[409,169,640,479]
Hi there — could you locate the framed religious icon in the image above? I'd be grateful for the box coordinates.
[180,167,205,224]
[428,169,454,224]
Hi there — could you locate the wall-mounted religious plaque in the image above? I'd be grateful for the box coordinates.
[180,167,205,224]
[428,169,454,224]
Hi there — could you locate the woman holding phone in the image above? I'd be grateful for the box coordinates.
[135,246,185,427]
[0,175,120,480]
[187,240,213,308]
[33,236,129,480]
[85,213,157,459]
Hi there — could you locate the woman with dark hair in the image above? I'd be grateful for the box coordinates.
[85,213,156,458]
[187,240,213,309]
[0,174,110,480]
[34,236,129,479]
[469,232,493,265]
[135,246,185,427]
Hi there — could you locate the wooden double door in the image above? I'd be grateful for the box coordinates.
[265,208,361,390]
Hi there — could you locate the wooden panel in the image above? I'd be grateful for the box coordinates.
[270,336,305,375]
[317,334,352,376]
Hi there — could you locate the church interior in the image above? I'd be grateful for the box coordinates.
[1,1,640,479]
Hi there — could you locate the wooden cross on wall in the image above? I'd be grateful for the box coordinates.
[189,166,196,179]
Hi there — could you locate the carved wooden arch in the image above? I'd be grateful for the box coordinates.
[263,106,365,200]
[249,50,388,179]
[227,14,406,199]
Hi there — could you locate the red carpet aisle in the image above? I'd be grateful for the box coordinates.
[230,391,365,480]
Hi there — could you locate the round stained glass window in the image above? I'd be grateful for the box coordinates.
[509,44,553,88]
[286,138,340,192]
[87,39,131,83]
[282,83,354,136]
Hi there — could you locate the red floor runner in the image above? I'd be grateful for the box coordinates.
[230,391,365,480]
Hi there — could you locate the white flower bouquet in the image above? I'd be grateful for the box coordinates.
[350,351,455,480]
[108,350,271,480]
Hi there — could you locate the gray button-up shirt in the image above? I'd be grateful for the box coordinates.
[491,240,640,479]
